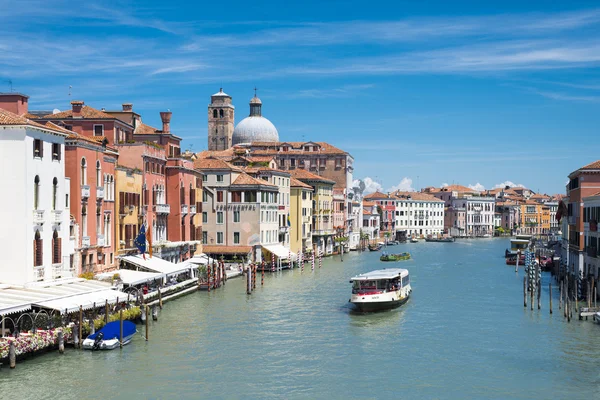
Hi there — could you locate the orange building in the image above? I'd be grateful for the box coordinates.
[519,201,550,235]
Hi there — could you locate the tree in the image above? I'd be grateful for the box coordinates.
[334,236,349,261]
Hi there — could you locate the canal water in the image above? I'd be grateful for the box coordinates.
[3,239,600,399]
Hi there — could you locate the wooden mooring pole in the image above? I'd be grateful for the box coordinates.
[9,341,16,368]
[78,305,83,349]
[145,305,149,342]
[559,280,562,310]
[549,283,553,314]
[58,329,65,353]
[537,279,541,310]
[105,299,109,324]
[119,309,124,348]
[523,276,527,308]
[158,287,163,309]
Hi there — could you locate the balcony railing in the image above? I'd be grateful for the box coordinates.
[81,185,90,198]
[181,204,188,215]
[189,205,196,215]
[52,210,62,224]
[96,186,104,199]
[154,204,170,214]
[82,236,90,248]
[97,235,105,247]
[33,266,45,281]
[52,263,63,279]
[586,246,598,258]
[33,210,45,224]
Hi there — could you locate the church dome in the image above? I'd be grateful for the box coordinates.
[232,93,278,145]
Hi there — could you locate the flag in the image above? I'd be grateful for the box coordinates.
[287,213,291,227]
[556,200,567,222]
[146,224,153,258]
[134,223,147,260]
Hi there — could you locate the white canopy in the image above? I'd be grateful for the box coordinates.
[263,244,295,260]
[96,269,164,286]
[120,255,192,276]
[34,288,130,314]
[186,253,216,266]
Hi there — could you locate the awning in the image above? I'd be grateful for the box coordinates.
[34,288,130,314]
[96,269,164,286]
[263,244,295,260]
[120,255,191,276]
[203,245,252,255]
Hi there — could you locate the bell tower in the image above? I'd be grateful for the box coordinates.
[208,88,235,151]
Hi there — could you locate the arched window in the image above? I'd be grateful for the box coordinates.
[34,230,43,267]
[81,158,87,185]
[212,109,218,118]
[52,177,58,210]
[34,175,40,210]
[96,160,101,187]
[219,109,224,118]
[52,230,61,264]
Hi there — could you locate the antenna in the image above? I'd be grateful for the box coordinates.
[5,79,13,92]
[68,85,72,98]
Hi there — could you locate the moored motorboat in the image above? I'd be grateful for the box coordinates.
[82,320,137,350]
[368,243,382,251]
[425,236,455,243]
[349,268,411,312]
[410,236,419,243]
[380,252,411,262]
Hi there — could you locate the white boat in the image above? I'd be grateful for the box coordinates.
[82,320,137,350]
[349,268,411,312]
[410,237,419,243]
[482,233,492,238]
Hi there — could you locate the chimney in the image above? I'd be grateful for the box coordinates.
[71,100,84,117]
[160,111,172,133]
[0,92,29,115]
[122,103,133,112]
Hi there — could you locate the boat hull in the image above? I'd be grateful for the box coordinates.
[352,296,409,312]
[350,285,411,312]
[82,333,135,350]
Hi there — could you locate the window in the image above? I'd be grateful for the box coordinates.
[217,232,223,244]
[34,175,40,210]
[217,191,224,202]
[33,139,43,158]
[202,212,207,223]
[202,231,208,244]
[52,177,58,210]
[212,109,218,118]
[34,230,43,267]
[231,192,242,202]
[219,109,224,118]
[52,230,61,264]
[234,232,240,244]
[96,161,101,187]
[81,158,87,185]
[203,190,208,202]
[217,212,224,224]
[234,210,240,222]
[93,125,104,136]
[52,143,61,161]
[202,174,208,182]
[216,175,224,182]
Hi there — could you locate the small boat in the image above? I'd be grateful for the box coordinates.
[349,268,411,312]
[82,320,137,350]
[380,252,411,262]
[482,233,492,238]
[368,243,382,251]
[506,254,525,266]
[505,238,530,257]
[410,236,419,243]
[425,236,455,243]
[387,240,399,246]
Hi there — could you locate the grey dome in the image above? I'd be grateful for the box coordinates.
[232,116,279,145]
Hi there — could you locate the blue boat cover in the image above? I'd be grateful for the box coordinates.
[87,320,136,340]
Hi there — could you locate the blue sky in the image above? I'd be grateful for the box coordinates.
[1,0,599,195]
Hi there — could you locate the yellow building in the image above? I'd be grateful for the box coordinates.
[115,166,144,255]
[520,201,551,235]
[290,169,335,254]
[290,177,313,254]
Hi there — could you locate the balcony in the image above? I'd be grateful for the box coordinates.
[279,226,289,234]
[82,236,90,248]
[586,246,598,258]
[97,235,105,247]
[96,186,104,199]
[33,266,45,281]
[181,204,188,215]
[52,263,63,279]
[81,185,90,198]
[189,205,196,215]
[33,210,45,225]
[52,210,63,224]
[154,204,170,214]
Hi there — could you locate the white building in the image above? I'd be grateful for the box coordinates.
[362,202,380,240]
[450,195,496,237]
[0,106,72,285]
[392,191,445,237]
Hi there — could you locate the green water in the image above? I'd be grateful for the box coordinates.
[3,239,600,399]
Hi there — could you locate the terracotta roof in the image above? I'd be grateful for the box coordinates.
[22,112,39,119]
[392,191,444,202]
[0,108,67,135]
[363,209,372,215]
[363,201,376,207]
[530,193,550,200]
[485,188,503,195]
[42,105,117,120]
[249,155,276,162]
[231,173,277,188]
[135,122,159,135]
[194,158,237,171]
[581,160,600,170]
[289,168,336,184]
[290,177,313,189]
[440,184,478,193]
[202,245,252,254]
[363,191,389,200]
[196,148,236,159]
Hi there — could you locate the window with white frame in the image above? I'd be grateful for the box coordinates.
[93,125,104,136]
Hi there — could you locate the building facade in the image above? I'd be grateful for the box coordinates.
[207,89,235,151]
[392,191,445,237]
[290,178,313,254]
[583,194,600,279]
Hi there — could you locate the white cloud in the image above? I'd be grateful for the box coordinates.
[441,183,449,187]
[352,177,382,194]
[469,183,485,191]
[388,177,415,192]
[493,180,526,189]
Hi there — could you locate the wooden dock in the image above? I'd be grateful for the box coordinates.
[579,307,600,319]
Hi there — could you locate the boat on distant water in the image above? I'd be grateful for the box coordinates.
[368,243,383,251]
[410,236,419,243]
[349,268,411,312]
[425,236,455,243]
[506,254,525,266]
[482,233,492,238]
[505,238,530,257]
[380,252,411,262]
[82,321,137,350]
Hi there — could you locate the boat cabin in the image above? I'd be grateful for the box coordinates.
[350,268,409,295]
[510,239,530,252]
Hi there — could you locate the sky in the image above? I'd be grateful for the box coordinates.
[1,0,599,195]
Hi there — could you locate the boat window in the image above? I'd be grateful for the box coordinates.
[402,275,410,287]
[376,280,387,290]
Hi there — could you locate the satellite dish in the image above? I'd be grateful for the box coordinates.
[52,109,61,114]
